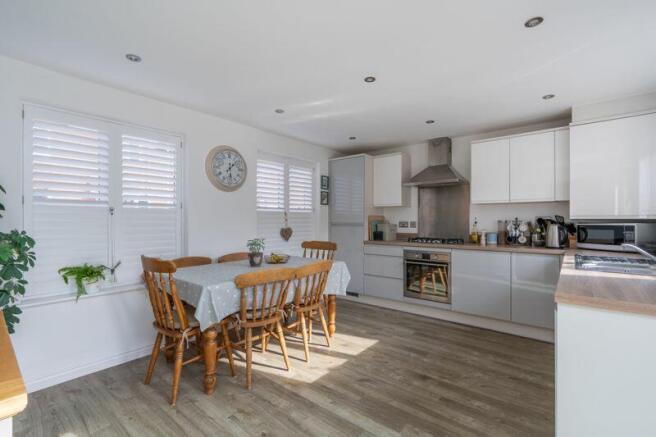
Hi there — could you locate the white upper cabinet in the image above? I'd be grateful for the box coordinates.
[471,138,510,204]
[555,129,570,201]
[373,152,409,207]
[510,131,555,202]
[471,127,569,204]
[570,111,656,219]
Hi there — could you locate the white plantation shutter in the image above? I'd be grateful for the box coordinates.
[121,135,177,206]
[287,165,314,251]
[115,133,180,285]
[31,120,110,205]
[24,111,112,297]
[256,155,315,256]
[289,166,313,211]
[22,105,182,299]
[256,159,285,210]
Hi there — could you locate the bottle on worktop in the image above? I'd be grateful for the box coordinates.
[470,217,480,244]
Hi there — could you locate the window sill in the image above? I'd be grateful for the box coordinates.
[20,283,146,308]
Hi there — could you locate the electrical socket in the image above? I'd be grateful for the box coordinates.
[410,221,417,228]
[398,221,409,228]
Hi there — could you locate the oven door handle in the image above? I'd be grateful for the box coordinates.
[404,261,449,267]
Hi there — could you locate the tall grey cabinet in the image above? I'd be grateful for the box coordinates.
[329,154,379,294]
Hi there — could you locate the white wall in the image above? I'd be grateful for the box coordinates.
[0,55,337,391]
[372,119,570,234]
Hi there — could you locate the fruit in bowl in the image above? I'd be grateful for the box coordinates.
[265,253,289,264]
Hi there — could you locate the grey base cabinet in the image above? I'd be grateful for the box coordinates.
[511,253,560,329]
[364,275,403,301]
[363,245,403,301]
[451,250,511,321]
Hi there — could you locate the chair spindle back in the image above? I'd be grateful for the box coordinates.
[301,241,337,260]
[294,260,332,308]
[141,255,190,332]
[234,268,295,326]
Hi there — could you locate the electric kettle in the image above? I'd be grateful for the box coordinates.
[546,223,567,248]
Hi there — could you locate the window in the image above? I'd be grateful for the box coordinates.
[23,105,182,299]
[256,154,316,254]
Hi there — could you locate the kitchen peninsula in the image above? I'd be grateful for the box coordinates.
[555,250,656,436]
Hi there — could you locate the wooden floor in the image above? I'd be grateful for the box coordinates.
[15,299,554,436]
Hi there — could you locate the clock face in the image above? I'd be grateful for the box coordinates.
[205,146,247,191]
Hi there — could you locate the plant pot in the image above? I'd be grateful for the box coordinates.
[248,252,263,267]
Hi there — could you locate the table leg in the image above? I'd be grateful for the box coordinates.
[203,327,218,394]
[327,295,337,338]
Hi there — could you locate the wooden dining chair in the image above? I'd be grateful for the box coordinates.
[141,255,235,405]
[231,267,295,389]
[217,252,250,263]
[301,241,337,332]
[301,241,337,260]
[284,260,333,362]
[171,256,212,269]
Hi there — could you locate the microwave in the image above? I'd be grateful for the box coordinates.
[576,223,656,252]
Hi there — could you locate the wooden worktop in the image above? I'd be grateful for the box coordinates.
[555,249,656,317]
[0,313,27,421]
[364,239,566,255]
[368,241,656,316]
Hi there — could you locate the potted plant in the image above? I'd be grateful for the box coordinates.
[246,238,265,267]
[58,261,121,301]
[0,184,37,334]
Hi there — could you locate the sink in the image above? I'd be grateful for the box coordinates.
[575,254,656,276]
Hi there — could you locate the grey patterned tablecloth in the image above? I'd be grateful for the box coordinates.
[174,257,351,331]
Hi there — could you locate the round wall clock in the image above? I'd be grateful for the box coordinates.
[205,145,247,192]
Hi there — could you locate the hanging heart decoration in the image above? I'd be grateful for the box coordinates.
[280,227,293,241]
[280,211,293,241]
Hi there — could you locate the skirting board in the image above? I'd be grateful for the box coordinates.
[26,344,153,393]
[342,295,554,343]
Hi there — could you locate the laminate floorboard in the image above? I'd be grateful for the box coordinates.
[14,299,554,436]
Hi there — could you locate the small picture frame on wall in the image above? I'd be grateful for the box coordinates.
[321,175,329,191]
[320,191,329,205]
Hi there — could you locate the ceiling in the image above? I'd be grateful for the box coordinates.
[1,1,655,152]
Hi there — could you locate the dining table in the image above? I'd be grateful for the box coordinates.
[173,256,351,394]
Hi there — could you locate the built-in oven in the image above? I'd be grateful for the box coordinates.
[403,250,450,303]
[576,223,656,252]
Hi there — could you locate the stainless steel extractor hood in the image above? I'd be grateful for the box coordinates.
[404,137,468,187]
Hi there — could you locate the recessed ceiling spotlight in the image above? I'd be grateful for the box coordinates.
[542,94,555,100]
[524,16,544,28]
[349,136,357,140]
[364,76,376,83]
[274,108,285,114]
[125,53,142,63]
[425,120,435,124]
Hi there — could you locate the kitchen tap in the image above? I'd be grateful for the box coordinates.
[621,243,656,261]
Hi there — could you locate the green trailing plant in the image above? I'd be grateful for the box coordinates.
[247,238,265,254]
[58,261,121,302]
[0,184,37,334]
